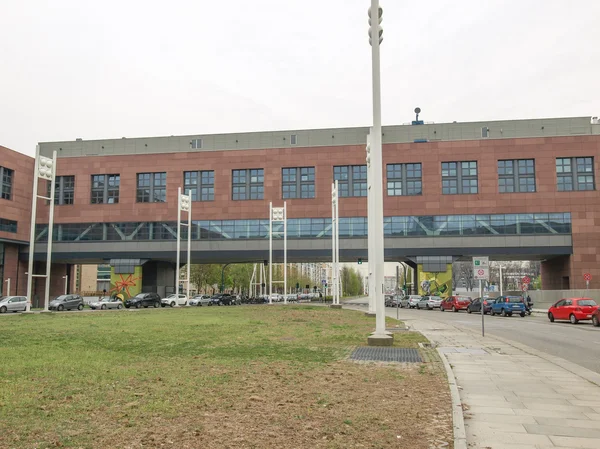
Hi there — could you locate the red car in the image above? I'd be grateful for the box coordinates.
[440,295,472,312]
[548,298,598,324]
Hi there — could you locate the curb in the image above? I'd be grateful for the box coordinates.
[436,348,468,449]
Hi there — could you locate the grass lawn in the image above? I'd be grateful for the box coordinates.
[0,306,453,448]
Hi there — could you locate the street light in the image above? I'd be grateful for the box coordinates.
[62,275,68,295]
[268,202,287,304]
[331,181,340,306]
[176,187,192,302]
[26,146,58,313]
[367,1,392,345]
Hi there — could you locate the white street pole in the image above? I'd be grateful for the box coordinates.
[4,278,10,296]
[26,147,41,312]
[283,201,287,304]
[331,182,336,304]
[63,275,67,295]
[335,180,340,304]
[480,279,484,337]
[369,0,387,337]
[43,150,57,312]
[269,202,273,304]
[176,187,181,298]
[366,129,375,314]
[499,265,503,296]
[186,190,192,302]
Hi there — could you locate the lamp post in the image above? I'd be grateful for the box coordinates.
[367,1,392,345]
[26,146,57,313]
[4,278,9,296]
[62,275,68,295]
[176,187,191,302]
[499,264,504,296]
[365,130,375,316]
[268,203,287,304]
[331,181,340,306]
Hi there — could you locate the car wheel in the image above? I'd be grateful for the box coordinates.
[0,306,6,313]
[135,303,141,309]
[490,309,495,316]
[507,312,513,317]
[118,304,123,309]
[501,309,507,317]
[520,312,525,317]
[467,307,472,314]
[125,305,130,309]
[440,306,444,312]
[452,306,457,313]
[570,314,578,325]
[58,304,64,311]
[101,304,107,310]
[548,312,554,322]
[592,315,599,327]
[170,301,176,307]
[184,301,187,306]
[154,302,160,308]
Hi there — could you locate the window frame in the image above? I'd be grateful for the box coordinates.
[442,161,478,195]
[282,167,315,199]
[556,157,595,191]
[183,170,215,201]
[136,172,167,203]
[498,159,536,193]
[232,168,264,201]
[91,174,120,204]
[386,163,422,196]
[49,176,75,205]
[0,166,13,201]
[191,138,202,149]
[333,165,367,197]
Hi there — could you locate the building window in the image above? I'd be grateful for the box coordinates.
[0,218,17,233]
[333,165,367,197]
[498,159,536,193]
[386,163,422,196]
[282,167,315,199]
[183,170,215,201]
[136,172,167,203]
[191,138,202,149]
[232,169,264,200]
[0,166,13,201]
[442,161,478,194]
[290,134,297,145]
[91,174,120,204]
[48,176,75,205]
[556,157,595,191]
[481,127,489,138]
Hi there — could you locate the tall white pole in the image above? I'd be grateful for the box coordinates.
[26,146,41,312]
[63,275,67,295]
[370,0,387,338]
[335,180,340,304]
[283,201,287,304]
[499,265,503,296]
[259,263,263,297]
[5,278,10,296]
[331,182,337,305]
[366,130,375,314]
[186,190,192,302]
[176,187,181,298]
[269,202,273,304]
[43,150,57,312]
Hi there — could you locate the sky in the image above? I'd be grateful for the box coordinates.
[1,0,599,156]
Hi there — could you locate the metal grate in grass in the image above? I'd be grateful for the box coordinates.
[350,347,422,363]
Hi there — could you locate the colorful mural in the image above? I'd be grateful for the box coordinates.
[417,263,452,298]
[109,266,142,300]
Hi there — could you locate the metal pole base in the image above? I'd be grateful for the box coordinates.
[329,304,342,309]
[367,333,394,347]
[40,311,54,314]
[364,312,376,317]
[20,311,36,315]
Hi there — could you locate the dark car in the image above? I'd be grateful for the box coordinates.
[125,293,161,309]
[467,297,492,314]
[211,294,234,306]
[48,294,84,311]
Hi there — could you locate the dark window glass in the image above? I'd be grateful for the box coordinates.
[232,169,263,200]
[387,163,422,196]
[0,166,14,200]
[498,160,535,193]
[334,165,366,197]
[136,173,166,203]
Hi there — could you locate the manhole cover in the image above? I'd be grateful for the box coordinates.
[350,347,422,363]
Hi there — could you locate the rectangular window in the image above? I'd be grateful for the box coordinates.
[442,161,478,194]
[333,165,367,197]
[386,163,422,196]
[91,174,120,204]
[0,218,17,233]
[498,159,536,193]
[556,157,595,191]
[191,138,202,149]
[232,168,264,200]
[48,176,75,205]
[0,166,13,200]
[282,167,315,199]
[290,134,297,145]
[184,170,215,201]
[136,172,167,203]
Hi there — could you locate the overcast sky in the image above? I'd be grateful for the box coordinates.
[1,0,599,156]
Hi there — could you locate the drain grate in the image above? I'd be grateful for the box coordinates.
[350,347,422,363]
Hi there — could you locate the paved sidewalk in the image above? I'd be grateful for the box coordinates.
[402,315,600,449]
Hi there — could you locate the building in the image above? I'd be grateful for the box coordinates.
[1,116,600,299]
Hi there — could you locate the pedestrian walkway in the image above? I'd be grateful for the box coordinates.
[403,315,600,449]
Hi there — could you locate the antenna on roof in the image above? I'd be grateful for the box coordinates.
[412,107,424,125]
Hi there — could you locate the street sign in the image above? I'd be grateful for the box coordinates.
[522,276,531,285]
[473,257,489,281]
[522,284,529,292]
[583,273,592,282]
[321,279,327,285]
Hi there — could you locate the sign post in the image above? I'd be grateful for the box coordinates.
[473,257,489,337]
[584,273,592,290]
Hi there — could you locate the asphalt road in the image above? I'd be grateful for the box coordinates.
[347,299,600,374]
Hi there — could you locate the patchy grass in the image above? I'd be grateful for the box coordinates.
[0,306,453,448]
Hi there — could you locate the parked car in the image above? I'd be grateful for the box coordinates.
[0,296,28,313]
[285,294,298,302]
[89,297,124,310]
[209,294,233,305]
[547,298,599,324]
[467,297,492,314]
[490,296,526,317]
[421,296,443,310]
[385,295,396,307]
[440,296,472,312]
[49,294,84,311]
[125,293,161,309]
[592,308,600,327]
[416,296,430,309]
[407,295,422,309]
[190,295,212,306]
[268,293,282,302]
[161,294,188,307]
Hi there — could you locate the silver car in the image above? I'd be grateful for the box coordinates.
[0,296,28,313]
[407,295,422,309]
[89,297,124,310]
[49,294,84,311]
[190,295,212,306]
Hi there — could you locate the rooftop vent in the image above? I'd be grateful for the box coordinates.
[75,138,82,141]
[592,117,599,124]
[412,107,424,125]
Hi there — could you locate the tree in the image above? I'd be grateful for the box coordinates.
[228,263,255,294]
[341,266,364,297]
[189,264,221,294]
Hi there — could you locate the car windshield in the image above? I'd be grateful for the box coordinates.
[55,295,69,301]
[134,294,145,299]
[101,298,111,302]
[430,296,441,300]
[578,299,597,306]
[507,297,523,303]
